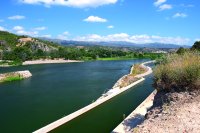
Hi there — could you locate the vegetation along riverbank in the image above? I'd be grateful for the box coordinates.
[0,31,164,66]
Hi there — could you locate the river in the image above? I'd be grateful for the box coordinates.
[0,59,154,133]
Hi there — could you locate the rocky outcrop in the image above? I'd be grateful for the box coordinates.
[17,70,32,78]
[0,70,32,82]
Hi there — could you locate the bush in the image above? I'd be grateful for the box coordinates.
[153,52,200,92]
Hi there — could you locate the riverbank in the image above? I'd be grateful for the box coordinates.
[132,91,200,133]
[22,59,82,65]
[0,59,83,67]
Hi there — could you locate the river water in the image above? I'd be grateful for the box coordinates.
[0,59,154,133]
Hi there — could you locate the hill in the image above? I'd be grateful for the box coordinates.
[41,38,191,49]
[0,31,59,53]
[0,31,166,65]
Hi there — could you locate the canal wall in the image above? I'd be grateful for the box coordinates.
[33,60,155,133]
[0,70,32,82]
[112,90,157,133]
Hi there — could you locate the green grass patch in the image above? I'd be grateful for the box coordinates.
[2,75,23,82]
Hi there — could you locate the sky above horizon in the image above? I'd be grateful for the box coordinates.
[0,0,199,45]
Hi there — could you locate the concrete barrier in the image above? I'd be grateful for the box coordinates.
[112,90,157,133]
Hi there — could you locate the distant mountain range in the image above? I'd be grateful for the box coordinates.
[41,38,191,49]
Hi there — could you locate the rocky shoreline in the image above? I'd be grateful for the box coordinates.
[0,70,32,83]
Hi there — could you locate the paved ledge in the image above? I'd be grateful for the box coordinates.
[112,90,157,133]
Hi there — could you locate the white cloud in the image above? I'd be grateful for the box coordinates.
[158,4,172,11]
[16,30,38,36]
[63,31,69,35]
[19,0,118,8]
[154,0,166,7]
[84,16,107,23]
[33,26,47,30]
[107,25,114,29]
[74,33,190,45]
[0,19,4,22]
[41,34,52,38]
[173,13,187,18]
[57,31,70,40]
[195,38,200,41]
[13,26,24,31]
[13,26,38,36]
[0,26,7,31]
[8,15,25,20]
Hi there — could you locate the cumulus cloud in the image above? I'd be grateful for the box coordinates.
[0,26,7,31]
[74,33,190,45]
[84,16,107,23]
[19,0,118,8]
[173,13,187,18]
[154,0,166,7]
[13,26,38,36]
[8,15,25,20]
[16,30,38,36]
[154,0,172,11]
[33,26,47,30]
[13,26,24,31]
[107,25,114,29]
[158,4,172,11]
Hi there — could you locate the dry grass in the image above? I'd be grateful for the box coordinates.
[131,64,148,76]
[154,52,200,91]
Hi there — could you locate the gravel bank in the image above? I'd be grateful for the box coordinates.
[133,91,200,133]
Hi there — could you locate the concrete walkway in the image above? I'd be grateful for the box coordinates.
[112,90,157,133]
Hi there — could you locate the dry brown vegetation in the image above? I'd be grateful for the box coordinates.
[154,52,200,92]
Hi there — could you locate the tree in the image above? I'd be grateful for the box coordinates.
[191,41,200,51]
[177,47,186,54]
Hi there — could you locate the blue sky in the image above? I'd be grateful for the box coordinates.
[0,0,199,45]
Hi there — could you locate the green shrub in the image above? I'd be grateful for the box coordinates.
[153,52,200,92]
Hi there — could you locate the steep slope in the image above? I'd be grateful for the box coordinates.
[0,31,59,52]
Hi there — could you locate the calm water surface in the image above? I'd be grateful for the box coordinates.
[0,59,154,133]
